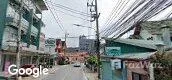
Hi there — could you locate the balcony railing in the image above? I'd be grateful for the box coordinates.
[31,25,38,36]
[21,17,29,30]
[6,5,29,30]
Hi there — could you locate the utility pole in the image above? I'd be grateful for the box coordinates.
[87,0,101,79]
[16,0,23,79]
[64,33,68,55]
[95,0,101,79]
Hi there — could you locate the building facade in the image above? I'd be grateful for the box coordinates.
[39,33,45,52]
[66,47,79,53]
[130,20,172,48]
[101,39,159,80]
[0,0,47,71]
[45,38,57,55]
[79,35,96,54]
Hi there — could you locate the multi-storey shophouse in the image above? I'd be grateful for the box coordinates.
[0,0,47,71]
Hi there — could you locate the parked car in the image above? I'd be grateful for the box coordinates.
[73,62,81,67]
[20,64,36,77]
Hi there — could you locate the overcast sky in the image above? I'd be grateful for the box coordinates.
[41,0,172,47]
[41,0,115,47]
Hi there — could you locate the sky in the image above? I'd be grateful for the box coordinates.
[41,0,172,47]
[41,0,115,47]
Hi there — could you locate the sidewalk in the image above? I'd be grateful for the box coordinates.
[21,65,60,80]
[84,67,98,80]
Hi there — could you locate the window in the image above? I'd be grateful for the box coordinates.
[21,30,26,42]
[30,35,36,45]
[170,36,172,41]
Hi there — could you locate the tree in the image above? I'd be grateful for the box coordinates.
[87,56,98,66]
[151,52,172,80]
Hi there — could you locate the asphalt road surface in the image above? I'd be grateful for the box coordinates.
[42,65,87,80]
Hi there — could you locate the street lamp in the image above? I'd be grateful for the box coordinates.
[73,24,96,30]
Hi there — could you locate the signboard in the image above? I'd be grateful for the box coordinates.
[45,38,56,46]
[45,38,57,54]
[111,59,122,70]
[105,47,121,56]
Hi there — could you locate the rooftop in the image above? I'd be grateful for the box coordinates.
[106,38,164,50]
[140,20,172,35]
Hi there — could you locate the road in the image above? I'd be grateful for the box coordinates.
[42,65,87,80]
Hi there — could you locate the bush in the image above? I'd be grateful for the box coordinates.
[87,56,98,66]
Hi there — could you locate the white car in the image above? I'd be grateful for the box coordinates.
[73,62,81,67]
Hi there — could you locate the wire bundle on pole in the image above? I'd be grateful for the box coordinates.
[101,0,172,39]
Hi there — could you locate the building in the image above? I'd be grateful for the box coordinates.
[45,38,57,55]
[44,38,68,64]
[55,39,67,56]
[129,20,172,48]
[79,35,96,54]
[100,38,162,80]
[44,38,59,66]
[61,41,67,55]
[0,0,47,72]
[39,33,45,52]
[65,52,88,63]
[66,47,79,53]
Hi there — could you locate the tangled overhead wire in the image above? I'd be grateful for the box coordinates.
[101,0,172,39]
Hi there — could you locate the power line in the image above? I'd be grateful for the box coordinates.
[106,0,153,36]
[45,0,88,14]
[102,0,125,31]
[45,1,90,17]
[114,0,167,37]
[101,0,140,34]
[105,0,157,37]
[102,0,149,36]
[100,0,121,33]
[110,0,172,38]
[102,0,151,36]
[101,0,145,35]
[48,0,65,30]
[52,8,90,21]
[45,1,65,33]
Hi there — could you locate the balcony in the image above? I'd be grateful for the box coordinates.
[6,5,19,27]
[6,5,29,31]
[2,40,38,53]
[31,25,38,36]
[21,17,29,31]
[1,40,28,52]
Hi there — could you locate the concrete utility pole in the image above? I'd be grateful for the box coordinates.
[64,33,67,55]
[16,0,23,79]
[88,0,101,79]
[95,0,101,79]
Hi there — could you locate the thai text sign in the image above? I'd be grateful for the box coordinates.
[105,47,121,56]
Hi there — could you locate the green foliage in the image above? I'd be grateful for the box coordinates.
[151,52,172,80]
[87,56,100,66]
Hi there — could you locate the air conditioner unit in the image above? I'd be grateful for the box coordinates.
[111,59,122,70]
